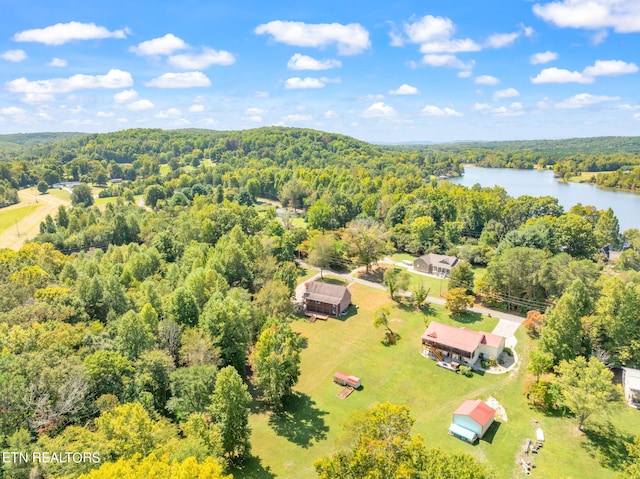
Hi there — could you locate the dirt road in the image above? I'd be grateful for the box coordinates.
[0,188,70,250]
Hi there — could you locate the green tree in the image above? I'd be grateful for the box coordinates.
[555,356,622,430]
[343,219,389,273]
[620,436,640,479]
[445,288,474,315]
[199,292,251,373]
[553,213,597,259]
[373,307,395,344]
[539,279,591,365]
[94,402,158,459]
[208,366,252,463]
[71,183,94,207]
[308,234,337,279]
[594,207,622,249]
[253,279,294,323]
[144,184,165,208]
[167,287,199,327]
[84,350,134,400]
[55,205,69,228]
[449,262,475,294]
[37,180,49,194]
[251,320,301,408]
[411,282,430,310]
[314,402,493,479]
[112,310,156,361]
[308,198,335,231]
[527,348,554,382]
[167,365,218,421]
[383,267,410,300]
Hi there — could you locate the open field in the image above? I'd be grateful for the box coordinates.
[48,188,71,202]
[0,204,41,236]
[242,282,640,479]
[0,188,70,250]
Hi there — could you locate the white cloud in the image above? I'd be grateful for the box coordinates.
[6,69,133,97]
[1,50,27,62]
[126,100,154,111]
[246,107,267,115]
[363,102,396,118]
[324,110,338,118]
[359,94,385,101]
[402,15,481,54]
[246,115,263,123]
[188,104,205,113]
[130,33,188,56]
[419,39,481,53]
[155,108,181,118]
[485,32,520,48]
[145,71,211,88]
[284,77,330,89]
[591,30,609,44]
[473,103,491,111]
[493,88,520,100]
[475,75,500,85]
[457,71,472,78]
[533,0,640,33]
[583,59,639,76]
[389,31,404,47]
[0,107,26,116]
[21,93,55,104]
[634,113,640,120]
[97,111,114,117]
[168,48,236,69]
[14,21,129,45]
[531,59,638,83]
[389,84,419,95]
[421,104,463,117]
[555,93,621,109]
[113,89,138,103]
[287,53,341,70]
[46,57,68,67]
[530,51,558,64]
[282,114,312,122]
[422,54,473,70]
[492,102,524,116]
[522,24,535,36]
[255,20,370,55]
[531,67,593,84]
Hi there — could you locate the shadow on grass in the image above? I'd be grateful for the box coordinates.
[330,304,359,322]
[317,276,349,286]
[380,332,402,347]
[581,421,634,470]
[268,392,330,448]
[450,311,484,324]
[230,456,276,479]
[481,421,502,444]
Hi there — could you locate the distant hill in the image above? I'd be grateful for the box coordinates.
[0,132,87,146]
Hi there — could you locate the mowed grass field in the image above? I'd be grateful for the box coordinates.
[0,204,41,235]
[242,282,640,479]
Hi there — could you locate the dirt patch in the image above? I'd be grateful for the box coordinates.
[354,265,388,283]
[486,396,508,421]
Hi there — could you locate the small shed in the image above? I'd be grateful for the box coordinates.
[333,372,361,389]
[450,400,496,440]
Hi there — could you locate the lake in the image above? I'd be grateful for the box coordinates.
[446,166,640,232]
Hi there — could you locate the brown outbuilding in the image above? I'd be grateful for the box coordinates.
[303,281,351,317]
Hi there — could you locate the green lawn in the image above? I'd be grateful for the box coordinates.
[242,283,640,479]
[405,269,449,298]
[297,266,319,284]
[290,217,307,229]
[48,189,71,202]
[0,204,41,235]
[390,253,416,262]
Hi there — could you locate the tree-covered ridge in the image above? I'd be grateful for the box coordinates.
[386,136,640,175]
[0,132,86,146]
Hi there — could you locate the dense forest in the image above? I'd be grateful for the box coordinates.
[1,128,640,478]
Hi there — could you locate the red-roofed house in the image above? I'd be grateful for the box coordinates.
[421,321,505,366]
[449,400,496,442]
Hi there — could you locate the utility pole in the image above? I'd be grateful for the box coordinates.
[15,219,20,237]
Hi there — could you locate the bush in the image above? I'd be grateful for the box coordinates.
[459,365,473,377]
[487,356,497,367]
[503,347,513,356]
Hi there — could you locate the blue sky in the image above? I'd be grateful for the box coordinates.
[0,0,639,142]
